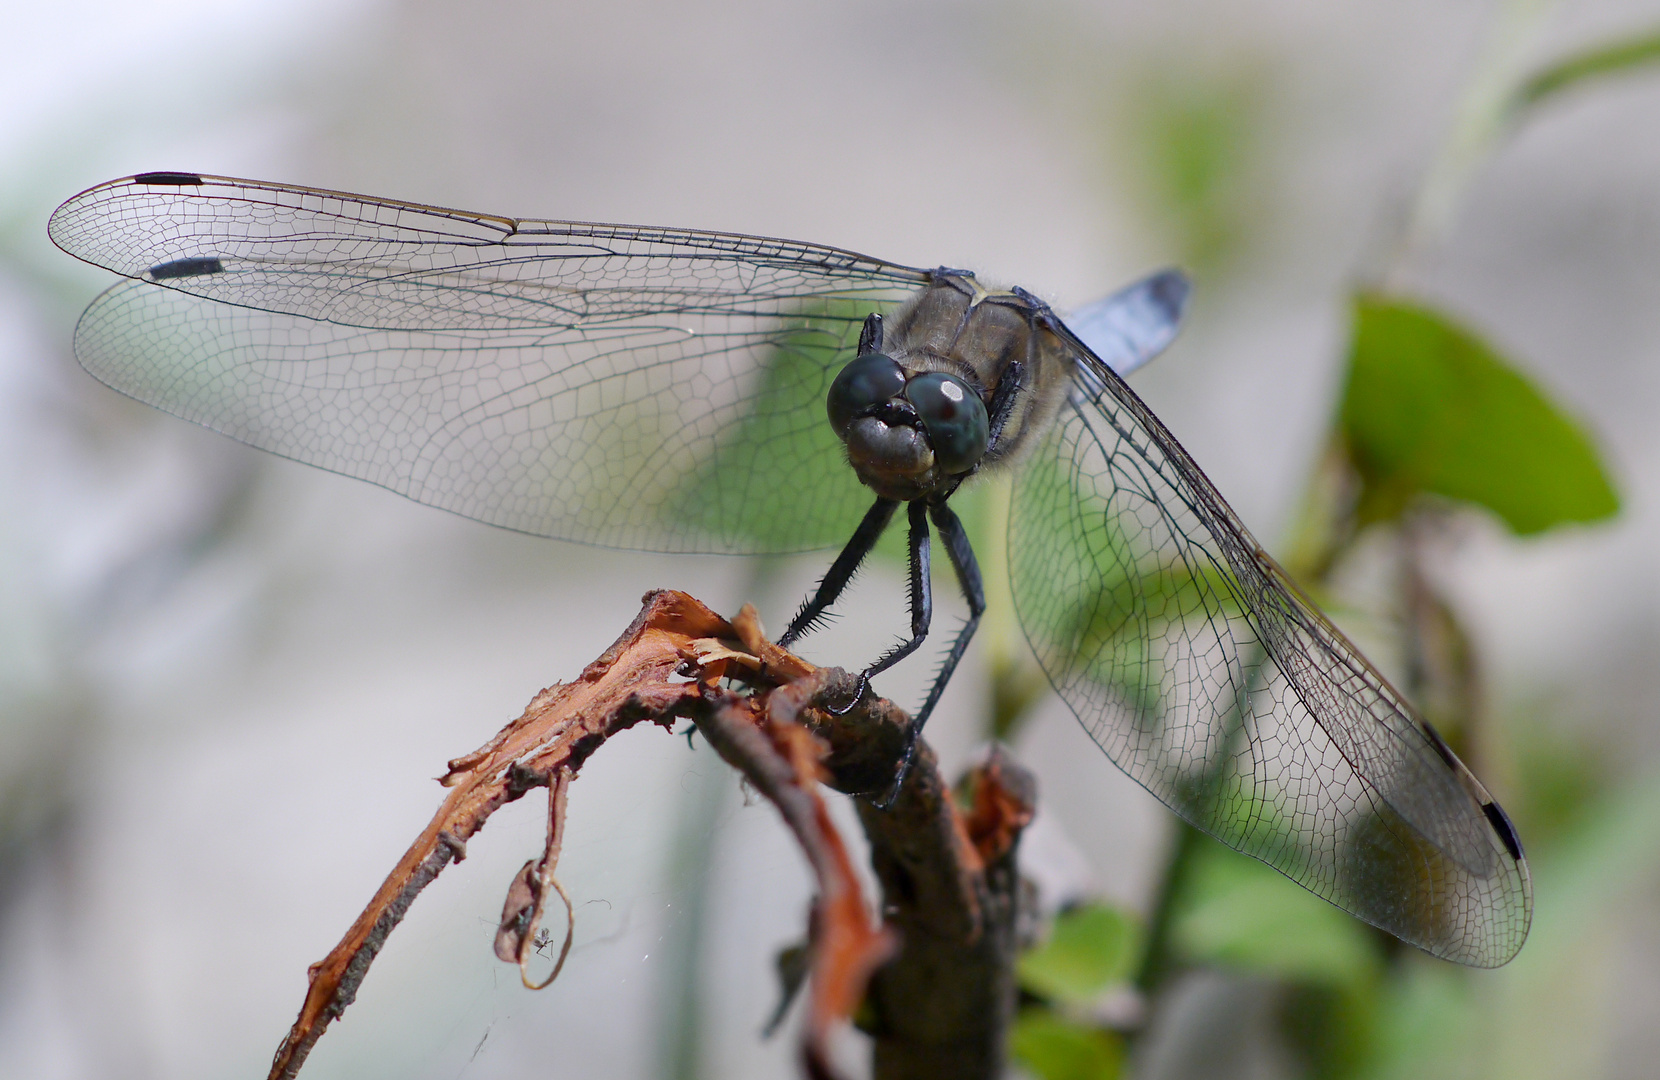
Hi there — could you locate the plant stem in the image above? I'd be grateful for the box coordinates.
[1133,817,1204,999]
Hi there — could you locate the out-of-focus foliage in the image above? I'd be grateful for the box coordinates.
[1008,11,1656,1079]
[1339,296,1619,536]
[1010,902,1138,1080]
[1509,708,1606,851]
[1168,839,1383,1079]
[1353,770,1660,1080]
[1011,1008,1124,1080]
[1172,842,1381,990]
[1019,902,1140,1005]
[1117,66,1271,274]
[1511,25,1660,113]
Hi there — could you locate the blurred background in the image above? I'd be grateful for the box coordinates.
[3,1,1659,1077]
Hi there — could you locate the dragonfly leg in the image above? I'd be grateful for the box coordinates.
[877,499,986,803]
[863,499,934,677]
[857,312,883,355]
[815,500,934,732]
[982,358,1024,455]
[779,496,898,647]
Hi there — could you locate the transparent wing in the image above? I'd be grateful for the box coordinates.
[50,174,930,552]
[1062,270,1190,377]
[1008,348,1532,967]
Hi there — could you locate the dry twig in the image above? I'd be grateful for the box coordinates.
[265,589,1034,1080]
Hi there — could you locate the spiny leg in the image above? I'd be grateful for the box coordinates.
[864,499,934,677]
[779,496,898,648]
[881,498,986,802]
[833,500,933,737]
[982,358,1024,458]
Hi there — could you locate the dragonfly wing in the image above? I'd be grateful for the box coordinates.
[1061,270,1190,377]
[53,174,930,553]
[1007,350,1532,967]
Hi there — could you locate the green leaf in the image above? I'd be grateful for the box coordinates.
[1513,27,1660,113]
[1018,902,1138,1004]
[668,300,890,552]
[1357,961,1479,1080]
[1173,839,1382,989]
[1483,769,1660,1080]
[1340,296,1619,535]
[1009,1009,1123,1080]
[1119,65,1270,273]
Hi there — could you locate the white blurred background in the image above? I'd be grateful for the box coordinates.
[2,1,1659,1078]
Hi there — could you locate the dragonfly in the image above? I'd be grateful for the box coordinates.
[49,172,1531,967]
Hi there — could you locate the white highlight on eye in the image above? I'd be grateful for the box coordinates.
[940,380,964,402]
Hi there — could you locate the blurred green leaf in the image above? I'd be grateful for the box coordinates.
[1280,981,1379,1080]
[1174,839,1382,989]
[1019,902,1139,1004]
[1512,26,1660,113]
[1120,66,1269,272]
[1340,296,1619,535]
[1354,961,1478,1080]
[671,302,890,552]
[1509,707,1605,849]
[1484,769,1660,1080]
[1518,766,1660,965]
[1009,1009,1123,1080]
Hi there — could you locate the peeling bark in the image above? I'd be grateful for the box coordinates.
[264,590,1033,1080]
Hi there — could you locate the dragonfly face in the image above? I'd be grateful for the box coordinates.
[829,273,1079,495]
[48,172,1531,967]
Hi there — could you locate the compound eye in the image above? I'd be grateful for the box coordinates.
[827,353,907,438]
[906,372,989,475]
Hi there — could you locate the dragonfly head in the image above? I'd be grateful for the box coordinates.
[828,352,989,500]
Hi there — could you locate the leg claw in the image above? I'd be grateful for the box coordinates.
[827,673,870,716]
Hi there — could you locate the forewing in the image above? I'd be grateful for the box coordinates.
[1008,352,1532,966]
[52,174,929,552]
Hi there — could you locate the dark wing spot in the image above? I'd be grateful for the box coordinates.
[1146,269,1192,323]
[132,171,205,186]
[1482,801,1525,861]
[148,256,224,280]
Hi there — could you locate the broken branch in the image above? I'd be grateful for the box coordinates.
[264,589,1034,1080]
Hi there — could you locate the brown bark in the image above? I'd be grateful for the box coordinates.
[264,589,1032,1080]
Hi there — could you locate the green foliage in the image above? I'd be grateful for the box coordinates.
[1018,902,1139,1005]
[1279,981,1379,1080]
[1012,904,1136,1080]
[1508,708,1605,850]
[1525,768,1660,954]
[670,305,880,552]
[1479,770,1660,1080]
[1009,1009,1124,1080]
[1121,67,1268,272]
[1512,26,1660,113]
[1340,296,1619,535]
[1167,840,1385,1078]
[1173,838,1383,990]
[1353,962,1478,1080]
